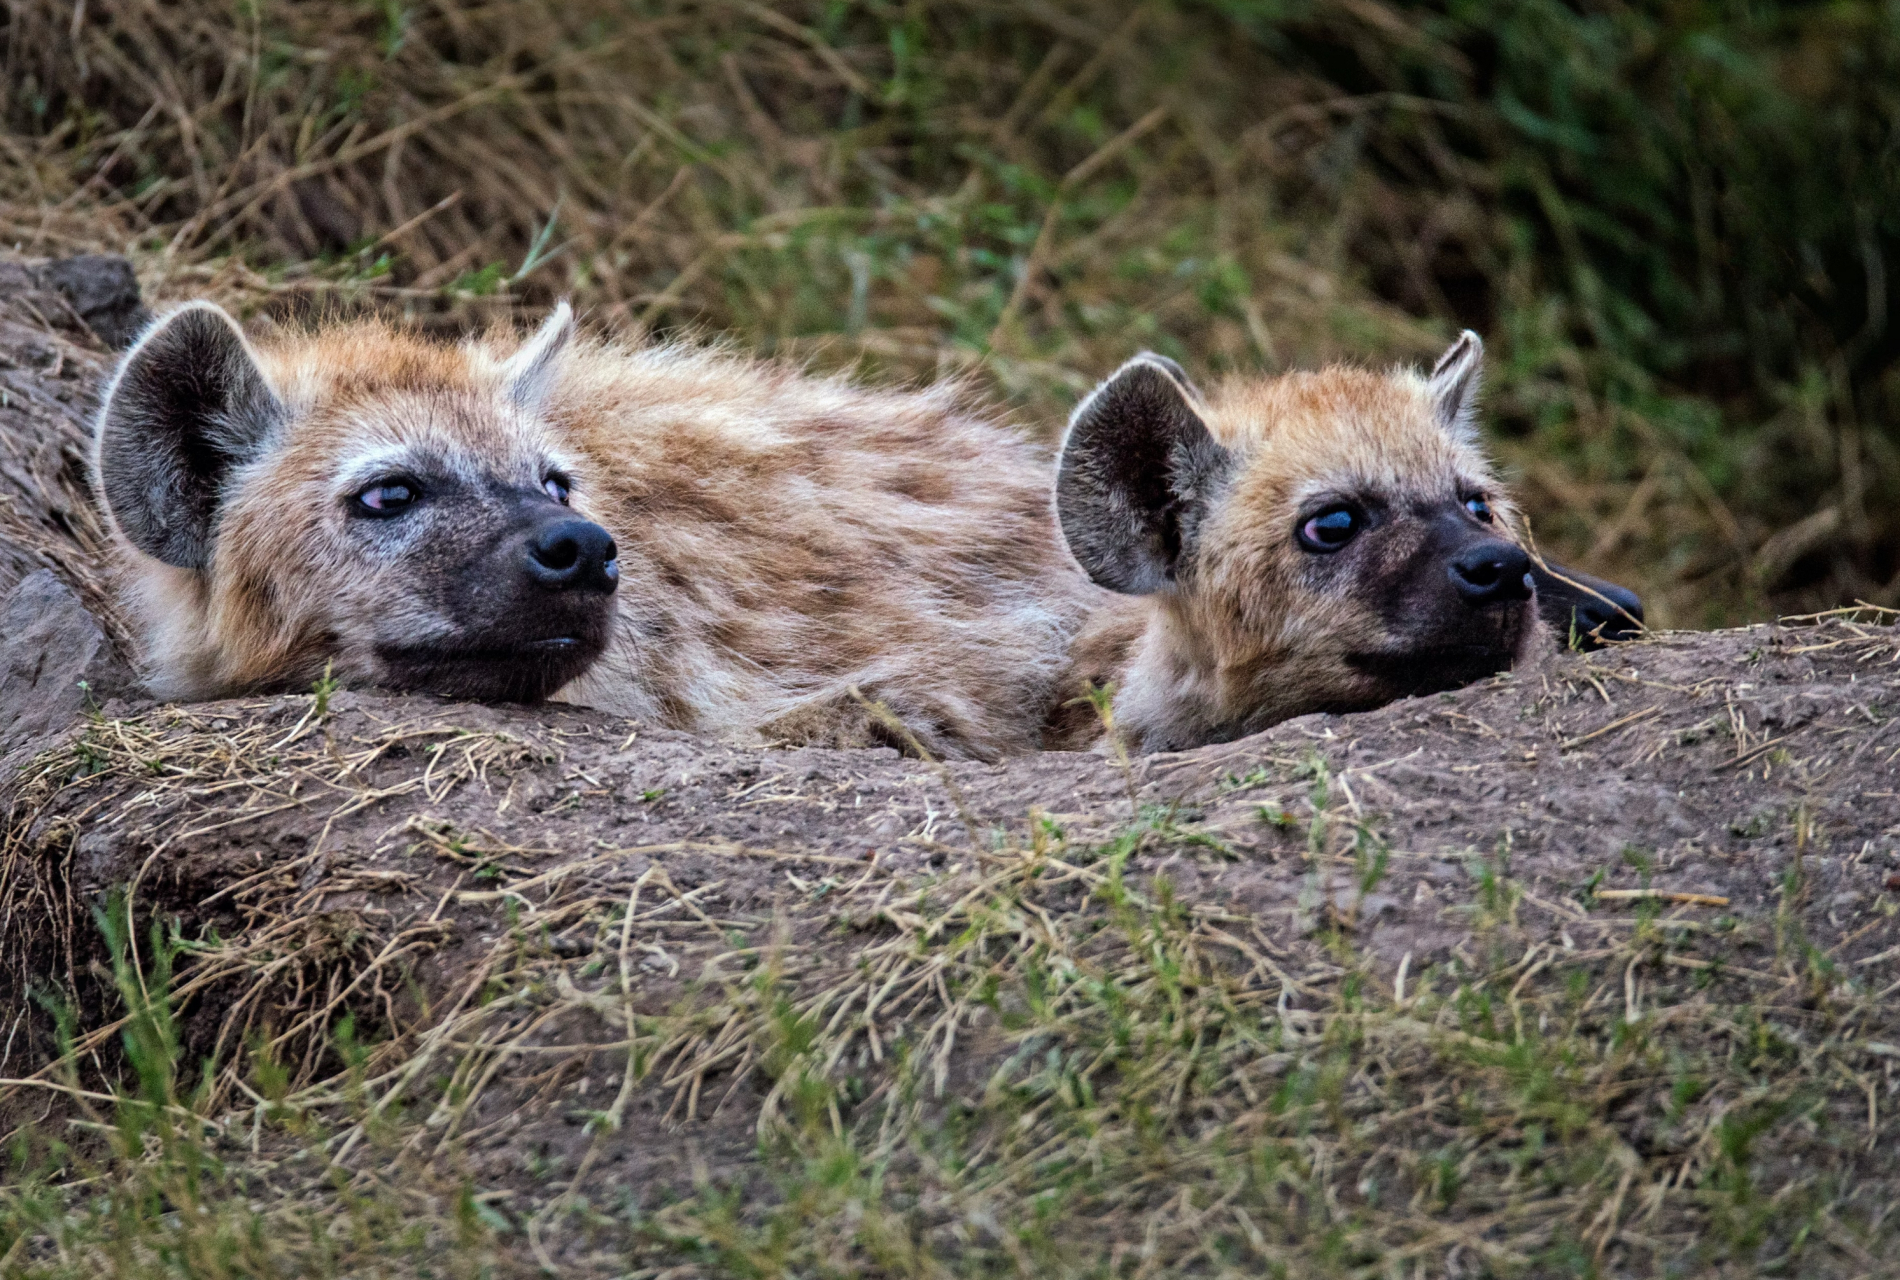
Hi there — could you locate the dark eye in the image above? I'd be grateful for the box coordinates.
[1465,495,1494,523]
[354,481,417,517]
[543,475,570,505]
[1297,504,1364,552]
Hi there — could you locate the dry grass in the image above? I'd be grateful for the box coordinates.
[9,1,1900,626]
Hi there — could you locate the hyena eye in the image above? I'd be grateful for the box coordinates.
[1297,504,1363,552]
[1465,495,1494,523]
[543,475,571,505]
[353,481,417,517]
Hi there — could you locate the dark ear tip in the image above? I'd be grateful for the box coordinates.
[1132,351,1185,373]
[151,299,238,330]
[123,301,245,367]
[166,300,244,337]
[1113,353,1194,395]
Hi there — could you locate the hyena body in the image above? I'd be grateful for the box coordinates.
[93,303,1091,759]
[1045,334,1641,754]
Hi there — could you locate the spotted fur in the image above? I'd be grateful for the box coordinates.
[1045,334,1550,754]
[94,304,1092,760]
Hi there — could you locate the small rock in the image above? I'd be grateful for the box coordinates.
[0,253,150,350]
[0,570,126,758]
[39,256,150,350]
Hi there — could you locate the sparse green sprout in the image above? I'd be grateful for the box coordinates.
[1354,826,1391,897]
[311,659,340,716]
[451,260,507,295]
[1257,799,1297,829]
[1579,866,1607,906]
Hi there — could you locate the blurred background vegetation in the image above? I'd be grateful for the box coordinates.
[4,0,1899,627]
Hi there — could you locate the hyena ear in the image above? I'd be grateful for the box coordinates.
[93,302,283,570]
[1057,353,1235,594]
[1427,329,1483,444]
[502,300,575,411]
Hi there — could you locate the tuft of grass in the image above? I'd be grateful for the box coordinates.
[0,895,504,1279]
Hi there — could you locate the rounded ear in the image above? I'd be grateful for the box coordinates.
[502,300,575,411]
[1136,352,1205,404]
[1428,329,1483,444]
[92,302,283,570]
[1056,353,1234,595]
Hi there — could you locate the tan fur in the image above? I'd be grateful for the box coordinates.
[105,314,1092,760]
[1047,361,1545,753]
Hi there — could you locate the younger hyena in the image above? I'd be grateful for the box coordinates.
[1045,332,1641,753]
[92,302,1091,758]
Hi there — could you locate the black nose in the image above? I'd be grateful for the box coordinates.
[1588,582,1644,633]
[525,518,619,593]
[1450,540,1533,607]
[1531,561,1643,646]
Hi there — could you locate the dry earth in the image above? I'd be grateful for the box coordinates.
[1,614,1897,1271]
[6,618,1898,1116]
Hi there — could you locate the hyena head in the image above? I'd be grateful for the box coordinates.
[1057,332,1545,746]
[92,301,620,702]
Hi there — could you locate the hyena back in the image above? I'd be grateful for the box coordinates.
[93,303,1090,759]
[1045,333,1641,754]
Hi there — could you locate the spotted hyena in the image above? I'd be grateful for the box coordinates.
[92,302,1092,759]
[1044,332,1643,752]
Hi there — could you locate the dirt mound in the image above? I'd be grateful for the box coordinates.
[2,616,1897,1272]
[0,253,144,645]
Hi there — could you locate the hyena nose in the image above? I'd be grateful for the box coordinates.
[526,518,620,594]
[1529,561,1644,646]
[1449,541,1533,607]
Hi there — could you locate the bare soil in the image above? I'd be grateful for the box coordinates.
[0,254,140,643]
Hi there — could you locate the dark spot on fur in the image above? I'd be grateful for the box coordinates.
[886,466,953,503]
